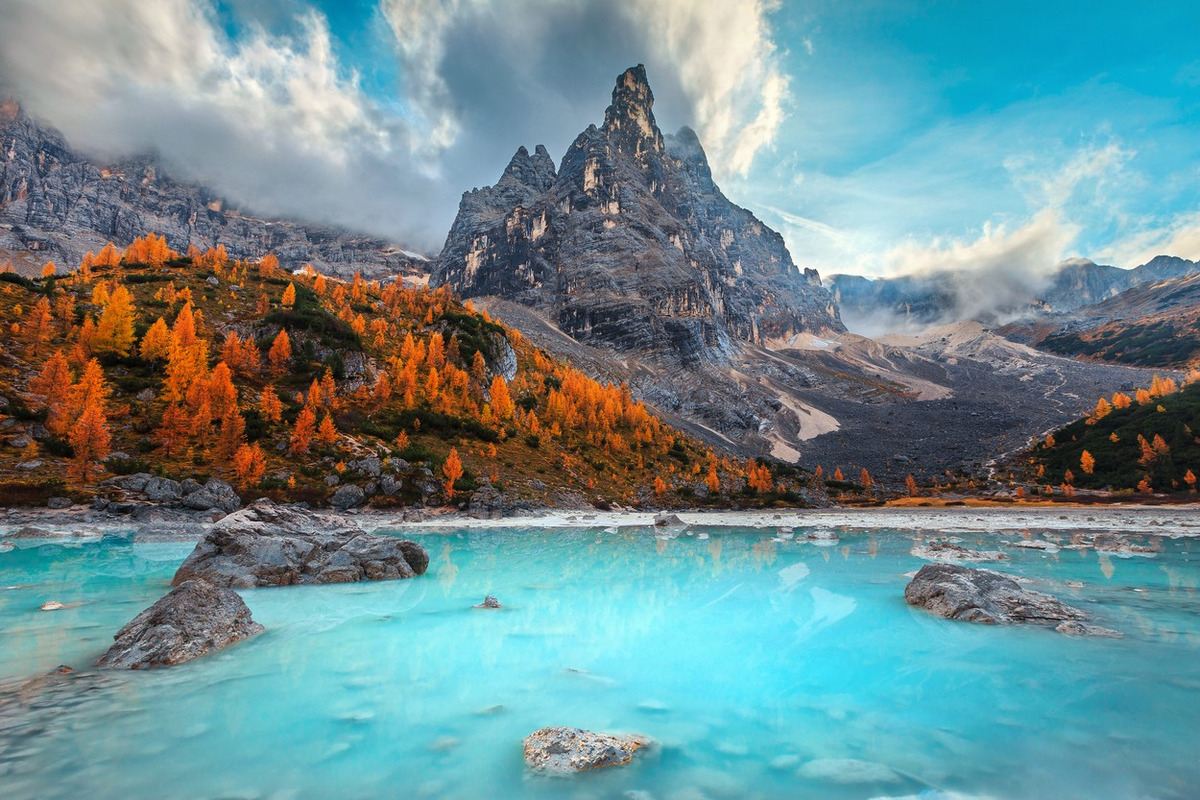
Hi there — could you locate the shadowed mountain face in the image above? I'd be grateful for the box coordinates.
[433,65,843,368]
[0,100,426,282]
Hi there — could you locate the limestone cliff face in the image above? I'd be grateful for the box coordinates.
[433,65,842,367]
[0,100,425,281]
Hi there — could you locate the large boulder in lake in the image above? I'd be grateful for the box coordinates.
[523,727,651,773]
[97,579,263,669]
[905,563,1120,636]
[171,499,429,588]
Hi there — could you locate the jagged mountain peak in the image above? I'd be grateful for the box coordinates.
[602,64,664,159]
[499,144,557,193]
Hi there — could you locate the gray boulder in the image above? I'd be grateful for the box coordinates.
[171,499,429,587]
[904,563,1117,635]
[475,595,502,609]
[468,483,504,519]
[330,484,366,510]
[143,476,183,503]
[8,434,32,448]
[97,579,263,669]
[181,479,242,513]
[46,496,73,510]
[523,727,650,772]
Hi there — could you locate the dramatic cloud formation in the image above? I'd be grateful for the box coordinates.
[0,0,1197,281]
[0,0,792,250]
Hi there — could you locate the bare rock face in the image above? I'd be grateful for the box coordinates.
[433,65,842,369]
[171,499,429,588]
[97,579,263,669]
[0,100,425,282]
[522,726,650,773]
[904,563,1119,636]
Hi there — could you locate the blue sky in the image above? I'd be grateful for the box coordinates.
[2,0,1198,278]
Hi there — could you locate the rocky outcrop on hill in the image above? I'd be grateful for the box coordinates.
[101,473,242,514]
[0,100,426,281]
[97,579,263,669]
[433,65,842,369]
[172,499,429,587]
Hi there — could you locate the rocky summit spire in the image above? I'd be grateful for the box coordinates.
[602,64,664,159]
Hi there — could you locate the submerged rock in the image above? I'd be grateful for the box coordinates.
[653,512,686,529]
[806,528,839,545]
[97,579,264,669]
[911,539,1006,563]
[905,563,1119,635]
[1055,620,1124,638]
[523,726,650,773]
[172,499,429,588]
[1092,534,1156,557]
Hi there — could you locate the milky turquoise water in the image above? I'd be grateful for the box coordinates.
[1,525,1198,800]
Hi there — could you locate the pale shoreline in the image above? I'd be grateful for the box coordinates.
[3,502,1199,543]
[375,504,1200,537]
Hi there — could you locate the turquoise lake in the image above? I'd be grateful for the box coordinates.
[1,523,1198,799]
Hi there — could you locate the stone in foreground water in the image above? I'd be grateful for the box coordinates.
[98,579,263,669]
[523,726,650,772]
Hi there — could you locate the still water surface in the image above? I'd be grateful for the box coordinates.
[1,524,1197,799]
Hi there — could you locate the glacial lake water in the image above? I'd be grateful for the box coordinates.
[1,521,1199,800]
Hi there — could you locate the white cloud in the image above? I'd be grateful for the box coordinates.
[881,208,1079,281]
[622,0,790,176]
[1104,209,1200,266]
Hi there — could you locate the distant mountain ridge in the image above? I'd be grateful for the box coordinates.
[0,99,427,281]
[829,255,1200,331]
[432,65,842,368]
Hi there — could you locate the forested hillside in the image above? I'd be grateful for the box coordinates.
[0,236,817,509]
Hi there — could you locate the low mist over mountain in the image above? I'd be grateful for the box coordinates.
[0,100,427,282]
[829,255,1200,335]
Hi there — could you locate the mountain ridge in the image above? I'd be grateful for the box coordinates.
[0,99,428,283]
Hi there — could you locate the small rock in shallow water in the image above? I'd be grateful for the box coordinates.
[171,499,428,587]
[1055,620,1124,638]
[905,563,1119,636]
[474,595,501,608]
[523,726,650,773]
[39,601,64,611]
[911,540,1005,563]
[653,512,686,529]
[97,578,264,669]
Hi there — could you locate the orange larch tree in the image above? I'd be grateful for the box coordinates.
[259,385,283,423]
[316,413,338,447]
[68,399,111,485]
[442,447,464,498]
[268,329,292,375]
[290,405,317,454]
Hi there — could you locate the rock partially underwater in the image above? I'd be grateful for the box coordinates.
[172,499,429,588]
[523,726,651,773]
[97,579,263,669]
[904,563,1121,637]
